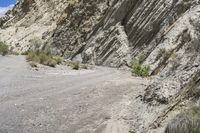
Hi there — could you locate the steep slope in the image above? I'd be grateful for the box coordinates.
[0,0,200,132]
[0,0,111,52]
[50,0,200,107]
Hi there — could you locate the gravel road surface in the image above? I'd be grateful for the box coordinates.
[0,56,148,133]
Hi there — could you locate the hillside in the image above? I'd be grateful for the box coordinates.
[0,0,200,132]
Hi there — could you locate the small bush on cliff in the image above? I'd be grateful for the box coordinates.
[131,58,150,77]
[0,42,9,56]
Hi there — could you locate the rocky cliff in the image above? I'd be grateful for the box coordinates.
[0,0,200,132]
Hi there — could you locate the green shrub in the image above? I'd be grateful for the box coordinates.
[53,56,63,64]
[26,51,36,61]
[0,42,9,56]
[66,61,80,70]
[47,59,57,67]
[131,58,150,77]
[25,45,72,68]
[142,65,151,77]
[38,52,50,65]
[71,61,80,70]
[26,51,40,62]
[29,62,37,68]
[26,50,63,67]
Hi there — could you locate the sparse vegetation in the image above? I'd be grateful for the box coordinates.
[0,42,9,56]
[29,37,42,50]
[65,61,92,70]
[165,105,200,133]
[24,37,64,67]
[66,61,80,70]
[159,48,171,60]
[47,58,57,67]
[26,50,63,67]
[29,62,37,68]
[21,50,31,55]
[71,61,80,70]
[26,51,40,62]
[169,52,180,71]
[81,64,89,69]
[131,57,150,77]
[53,56,63,64]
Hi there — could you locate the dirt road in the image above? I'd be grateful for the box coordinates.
[0,56,148,133]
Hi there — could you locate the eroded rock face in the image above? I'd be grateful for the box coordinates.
[143,5,200,104]
[0,0,111,53]
[81,0,199,67]
[50,0,113,58]
[79,0,200,104]
[0,0,200,131]
[0,0,65,51]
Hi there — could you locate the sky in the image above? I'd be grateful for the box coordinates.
[0,0,16,17]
